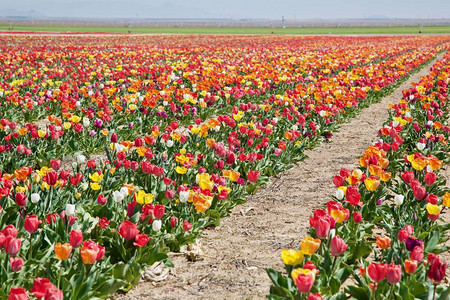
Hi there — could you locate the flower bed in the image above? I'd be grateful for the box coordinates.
[266,51,450,300]
[0,35,448,299]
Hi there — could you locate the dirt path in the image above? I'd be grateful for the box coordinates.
[116,52,447,300]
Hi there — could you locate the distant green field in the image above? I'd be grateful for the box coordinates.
[1,25,450,35]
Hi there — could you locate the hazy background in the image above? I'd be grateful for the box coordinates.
[1,0,450,20]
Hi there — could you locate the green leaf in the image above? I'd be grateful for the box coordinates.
[344,285,370,300]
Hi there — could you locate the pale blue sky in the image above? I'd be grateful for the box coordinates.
[1,0,449,19]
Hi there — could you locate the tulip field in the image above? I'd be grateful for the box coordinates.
[0,34,449,299]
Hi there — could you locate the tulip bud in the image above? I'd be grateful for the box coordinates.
[111,132,118,143]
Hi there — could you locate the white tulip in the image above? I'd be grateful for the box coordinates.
[152,220,162,231]
[393,194,404,205]
[83,117,90,127]
[76,154,86,164]
[113,190,124,202]
[65,204,75,216]
[417,142,426,151]
[292,125,298,131]
[166,140,174,148]
[120,187,129,197]
[81,182,89,191]
[31,193,40,204]
[335,189,345,200]
[179,191,189,203]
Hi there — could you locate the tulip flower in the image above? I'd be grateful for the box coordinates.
[8,287,28,300]
[281,249,304,266]
[5,237,21,256]
[80,241,105,264]
[54,243,72,260]
[118,220,139,240]
[24,215,40,233]
[291,268,315,293]
[367,262,387,282]
[9,257,24,272]
[182,221,192,231]
[345,186,361,206]
[386,263,402,284]
[300,237,321,255]
[427,257,447,283]
[404,259,418,274]
[31,278,54,299]
[134,234,150,247]
[15,193,27,207]
[69,230,83,248]
[313,218,331,239]
[330,235,347,257]
[376,236,391,249]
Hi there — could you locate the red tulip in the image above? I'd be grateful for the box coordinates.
[314,218,331,239]
[330,235,347,257]
[98,217,110,229]
[401,171,414,184]
[24,215,40,233]
[50,159,61,171]
[8,287,28,300]
[307,293,322,300]
[183,221,192,231]
[15,193,27,207]
[31,278,54,299]
[367,262,387,282]
[247,170,260,183]
[424,172,437,186]
[97,194,107,206]
[410,246,424,261]
[111,132,118,143]
[44,287,63,300]
[386,263,402,284]
[44,171,58,186]
[413,185,426,200]
[5,237,21,256]
[133,234,149,247]
[294,271,315,293]
[427,257,447,283]
[353,211,362,223]
[333,175,344,187]
[346,186,361,206]
[170,216,178,228]
[10,257,24,272]
[153,204,165,219]
[118,220,139,240]
[69,230,83,248]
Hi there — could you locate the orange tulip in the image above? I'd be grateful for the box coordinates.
[300,236,321,255]
[404,259,418,274]
[376,236,391,249]
[55,243,72,260]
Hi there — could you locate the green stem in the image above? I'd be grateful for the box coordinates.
[330,256,338,275]
[388,284,394,300]
[57,261,63,289]
[432,284,437,300]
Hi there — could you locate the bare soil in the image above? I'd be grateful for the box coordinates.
[115,52,447,300]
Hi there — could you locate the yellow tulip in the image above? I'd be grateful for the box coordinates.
[426,203,442,215]
[281,249,304,266]
[300,236,321,255]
